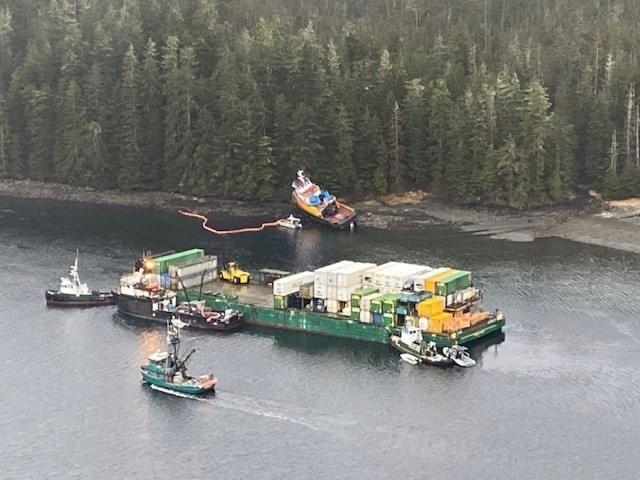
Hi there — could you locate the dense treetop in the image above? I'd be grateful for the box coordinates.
[1,0,640,206]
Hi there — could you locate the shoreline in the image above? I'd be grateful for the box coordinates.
[1,179,639,254]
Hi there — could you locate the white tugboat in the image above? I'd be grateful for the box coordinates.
[45,251,116,307]
[389,321,454,367]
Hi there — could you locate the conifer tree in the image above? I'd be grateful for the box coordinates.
[117,43,141,190]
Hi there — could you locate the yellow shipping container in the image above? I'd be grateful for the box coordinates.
[424,268,455,293]
[417,296,445,318]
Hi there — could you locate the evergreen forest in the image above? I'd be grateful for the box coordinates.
[2,0,640,207]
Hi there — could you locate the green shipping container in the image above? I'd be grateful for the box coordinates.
[435,271,472,297]
[382,293,405,314]
[274,295,288,310]
[382,313,395,327]
[350,287,379,309]
[370,294,387,314]
[148,249,205,274]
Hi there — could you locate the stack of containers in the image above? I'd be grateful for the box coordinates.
[369,294,387,325]
[335,262,377,314]
[366,262,432,293]
[412,269,435,292]
[435,270,473,306]
[313,261,353,313]
[350,286,379,321]
[147,249,205,275]
[273,271,315,310]
[423,268,454,294]
[168,255,217,290]
[359,291,383,323]
[382,293,405,327]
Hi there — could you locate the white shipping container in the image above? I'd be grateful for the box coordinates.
[314,261,354,286]
[326,299,339,314]
[169,256,217,279]
[413,269,435,292]
[335,262,377,288]
[337,284,364,302]
[171,270,217,290]
[273,271,314,296]
[314,283,327,299]
[360,292,383,312]
[360,310,372,323]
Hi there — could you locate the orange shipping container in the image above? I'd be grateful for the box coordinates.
[428,311,453,333]
[424,269,454,293]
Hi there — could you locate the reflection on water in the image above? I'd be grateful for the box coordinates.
[1,196,640,479]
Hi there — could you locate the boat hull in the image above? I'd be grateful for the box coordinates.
[197,291,504,347]
[141,369,216,394]
[292,192,356,229]
[116,294,243,332]
[45,290,116,308]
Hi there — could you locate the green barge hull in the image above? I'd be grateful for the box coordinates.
[188,290,504,347]
[198,293,389,344]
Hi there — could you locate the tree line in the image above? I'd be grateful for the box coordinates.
[1,0,640,207]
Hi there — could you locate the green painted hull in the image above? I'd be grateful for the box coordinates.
[198,293,390,344]
[420,318,506,348]
[141,370,214,395]
[191,292,504,347]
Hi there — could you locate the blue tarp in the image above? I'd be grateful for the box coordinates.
[400,291,432,304]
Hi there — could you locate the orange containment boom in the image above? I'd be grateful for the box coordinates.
[179,210,283,235]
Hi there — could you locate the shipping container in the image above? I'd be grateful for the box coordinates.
[168,255,217,279]
[371,313,384,325]
[412,269,435,292]
[274,295,288,310]
[170,270,217,290]
[146,249,205,274]
[335,262,377,288]
[367,262,431,291]
[326,299,339,314]
[417,296,446,318]
[424,268,454,293]
[350,287,379,309]
[435,270,472,297]
[299,283,314,299]
[313,261,353,299]
[273,271,315,296]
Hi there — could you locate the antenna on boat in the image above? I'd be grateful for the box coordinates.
[176,273,191,305]
[198,269,206,301]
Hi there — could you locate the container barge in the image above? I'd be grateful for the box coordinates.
[117,250,505,348]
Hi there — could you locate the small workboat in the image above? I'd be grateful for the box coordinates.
[141,319,217,395]
[442,345,477,368]
[389,322,453,367]
[277,214,303,229]
[45,251,116,307]
[291,170,357,229]
[400,353,419,365]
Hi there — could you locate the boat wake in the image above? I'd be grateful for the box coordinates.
[150,384,339,432]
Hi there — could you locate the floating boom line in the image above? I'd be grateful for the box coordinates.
[179,210,283,235]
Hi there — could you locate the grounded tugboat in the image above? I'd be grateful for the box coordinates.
[291,170,356,229]
[389,322,453,367]
[45,251,115,307]
[141,318,217,395]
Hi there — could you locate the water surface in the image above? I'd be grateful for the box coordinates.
[1,198,638,479]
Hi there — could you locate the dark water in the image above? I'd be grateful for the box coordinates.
[1,198,639,479]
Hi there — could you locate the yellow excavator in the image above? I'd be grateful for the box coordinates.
[218,261,250,284]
